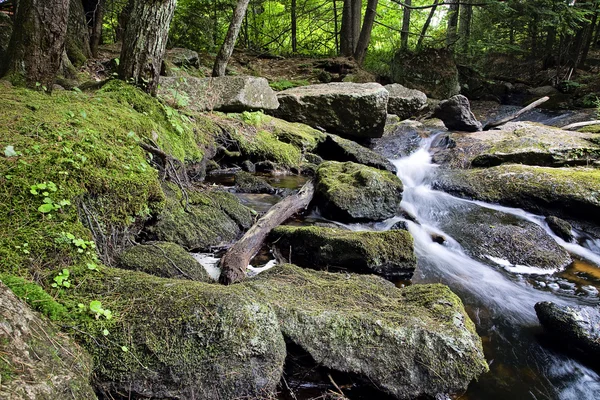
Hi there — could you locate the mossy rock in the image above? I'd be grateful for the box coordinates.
[315,161,404,222]
[117,242,212,282]
[0,282,96,400]
[434,164,600,224]
[269,226,416,278]
[247,265,489,399]
[146,184,254,251]
[234,171,276,194]
[314,134,396,173]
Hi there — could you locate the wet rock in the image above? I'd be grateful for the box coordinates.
[0,281,96,400]
[158,76,279,112]
[146,184,254,250]
[545,216,574,242]
[385,83,428,120]
[390,49,460,100]
[314,134,396,173]
[273,82,389,140]
[371,118,432,159]
[117,242,211,281]
[434,165,600,224]
[250,265,488,399]
[391,220,409,231]
[241,160,255,172]
[235,171,276,194]
[433,95,482,132]
[438,204,571,271]
[165,47,200,68]
[314,161,404,222]
[270,226,416,278]
[432,122,600,169]
[535,302,600,364]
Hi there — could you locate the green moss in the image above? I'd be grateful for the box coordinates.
[269,79,310,91]
[0,274,68,321]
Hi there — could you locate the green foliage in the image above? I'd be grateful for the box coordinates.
[52,269,71,289]
[0,274,68,320]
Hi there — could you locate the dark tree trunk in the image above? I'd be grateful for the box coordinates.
[340,0,361,56]
[458,0,472,56]
[354,0,378,64]
[333,0,340,54]
[400,0,411,51]
[212,0,250,77]
[578,1,597,68]
[66,0,92,67]
[446,0,459,50]
[291,0,297,53]
[417,0,439,51]
[1,0,70,90]
[543,26,556,70]
[116,0,133,43]
[89,0,105,57]
[119,0,177,95]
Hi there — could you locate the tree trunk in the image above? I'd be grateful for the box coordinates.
[400,0,411,51]
[446,0,459,50]
[212,0,250,77]
[219,180,315,285]
[291,0,297,53]
[89,0,105,57]
[543,26,556,70]
[66,0,92,67]
[458,0,472,56]
[417,0,439,51]
[354,0,378,64]
[116,0,133,42]
[333,0,340,54]
[352,0,362,50]
[340,0,361,56]
[119,0,176,95]
[1,0,70,90]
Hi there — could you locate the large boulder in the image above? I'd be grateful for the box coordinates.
[117,242,212,281]
[433,95,482,132]
[313,133,396,173]
[390,49,460,100]
[249,265,489,399]
[432,122,600,169]
[535,302,600,363]
[385,83,428,120]
[157,75,279,112]
[433,165,600,224]
[272,82,389,140]
[0,281,96,400]
[314,161,404,222]
[165,47,200,68]
[269,226,417,278]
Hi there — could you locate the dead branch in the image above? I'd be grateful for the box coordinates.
[561,120,600,130]
[483,96,550,130]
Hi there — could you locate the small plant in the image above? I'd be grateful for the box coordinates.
[56,232,96,254]
[30,182,70,215]
[88,300,112,320]
[52,269,71,288]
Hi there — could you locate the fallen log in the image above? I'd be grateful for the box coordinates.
[561,120,600,131]
[219,179,315,285]
[483,96,550,130]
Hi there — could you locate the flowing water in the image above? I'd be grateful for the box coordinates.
[346,131,600,399]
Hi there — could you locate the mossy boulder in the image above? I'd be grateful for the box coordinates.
[235,171,276,194]
[315,161,404,221]
[247,265,488,399]
[545,216,574,242]
[269,226,416,278]
[0,281,96,400]
[434,165,600,224]
[432,122,600,169]
[390,49,460,100]
[117,242,212,281]
[146,184,254,250]
[314,134,396,173]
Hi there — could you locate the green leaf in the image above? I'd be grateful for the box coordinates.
[89,300,103,314]
[4,145,17,157]
[121,346,128,352]
[38,203,54,213]
[103,329,109,336]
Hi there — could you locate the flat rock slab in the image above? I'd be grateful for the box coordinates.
[434,165,600,224]
[158,75,279,112]
[269,226,416,278]
[385,83,427,120]
[273,82,389,140]
[432,122,600,168]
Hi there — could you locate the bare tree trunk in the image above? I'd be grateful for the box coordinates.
[340,0,361,56]
[116,0,133,42]
[458,0,472,56]
[219,180,315,285]
[352,0,362,50]
[400,0,411,51]
[212,0,250,77]
[1,0,70,91]
[89,0,105,57]
[334,0,340,54]
[446,0,459,51]
[291,0,297,53]
[354,0,378,64]
[417,0,439,51]
[119,0,177,95]
[67,0,92,67]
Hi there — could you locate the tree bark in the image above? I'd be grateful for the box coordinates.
[66,0,92,67]
[400,0,411,50]
[1,0,70,90]
[446,0,459,50]
[118,0,176,95]
[334,0,340,54]
[458,0,471,55]
[212,0,250,77]
[340,0,361,56]
[417,0,439,51]
[219,180,315,285]
[354,0,378,64]
[89,0,105,57]
[291,0,297,53]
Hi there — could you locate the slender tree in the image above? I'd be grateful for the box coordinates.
[87,0,106,57]
[400,0,411,50]
[340,0,362,56]
[118,0,177,95]
[417,0,439,51]
[458,0,472,56]
[354,0,379,64]
[446,0,459,50]
[291,0,297,53]
[1,0,70,90]
[212,0,250,76]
